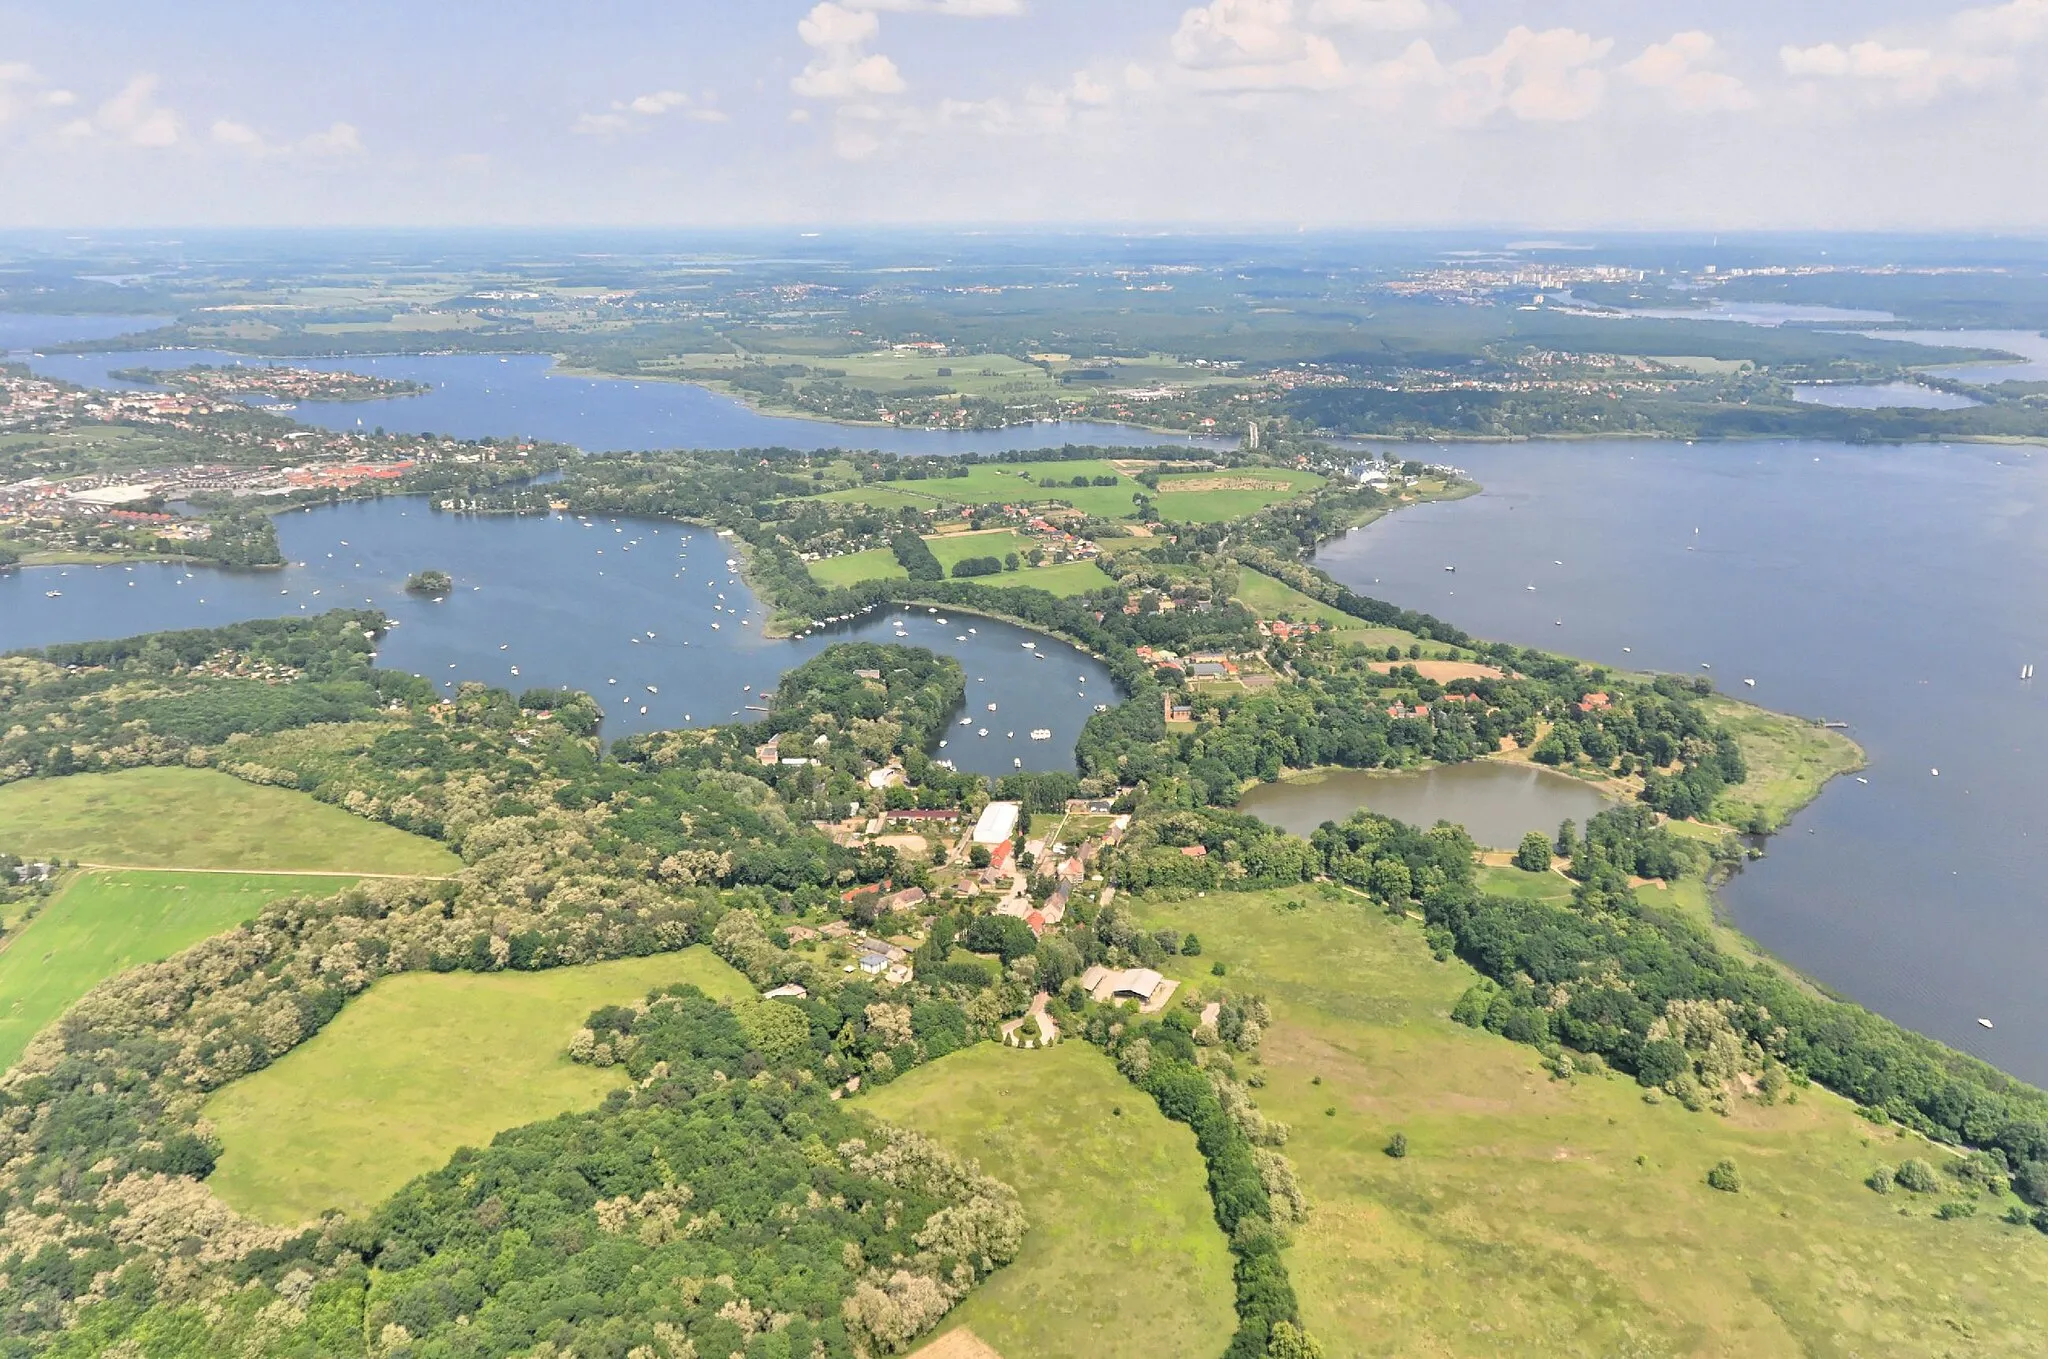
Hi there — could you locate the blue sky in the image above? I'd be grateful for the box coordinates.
[2,1,2044,228]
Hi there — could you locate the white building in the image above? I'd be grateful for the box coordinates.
[973,800,1021,845]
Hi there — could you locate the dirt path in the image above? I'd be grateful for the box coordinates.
[909,1329,1006,1359]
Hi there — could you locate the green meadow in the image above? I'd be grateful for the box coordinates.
[1128,888,2048,1357]
[0,768,460,875]
[0,870,333,1071]
[864,1041,1238,1359]
[807,528,1115,596]
[205,949,752,1224]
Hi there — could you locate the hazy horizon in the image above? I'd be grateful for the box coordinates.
[6,1,2048,231]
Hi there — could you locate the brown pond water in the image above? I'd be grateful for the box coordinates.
[1236,762,1615,850]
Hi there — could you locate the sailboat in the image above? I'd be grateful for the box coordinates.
[2023,664,2035,681]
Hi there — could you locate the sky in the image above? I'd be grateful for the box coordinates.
[2,0,2046,230]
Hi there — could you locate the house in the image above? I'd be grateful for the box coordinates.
[854,668,883,680]
[879,887,928,912]
[785,925,821,943]
[820,920,855,939]
[885,963,914,986]
[1180,844,1209,858]
[1058,856,1085,881]
[1066,798,1115,815]
[755,737,782,767]
[1577,692,1613,714]
[763,983,808,1001]
[1025,910,1046,937]
[858,952,890,975]
[886,807,959,823]
[1187,661,1230,679]
[1164,694,1194,723]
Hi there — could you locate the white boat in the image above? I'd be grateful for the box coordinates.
[639,706,647,715]
[1021,642,1035,649]
[608,678,617,684]
[978,727,988,737]
[939,740,948,747]
[711,622,720,630]
[956,635,967,641]
[1979,1018,1995,1029]
[1013,758,1022,768]
[647,686,658,694]
[960,717,973,726]
[987,703,998,711]
[510,667,520,676]
[1094,703,1108,713]
[44,591,60,598]
[1030,728,1052,740]
[1743,678,1756,687]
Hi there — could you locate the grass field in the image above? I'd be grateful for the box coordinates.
[1153,468,1325,521]
[0,870,334,1072]
[807,529,1115,596]
[1705,696,1866,832]
[863,1042,1238,1359]
[1232,567,1422,650]
[807,459,1148,520]
[0,769,460,875]
[204,948,752,1224]
[1131,888,2048,1357]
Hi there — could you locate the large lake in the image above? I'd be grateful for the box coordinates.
[1237,763,1612,849]
[1316,437,2048,1081]
[14,314,2048,1081]
[17,344,1222,457]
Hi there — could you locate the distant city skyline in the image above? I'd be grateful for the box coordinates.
[3,0,2046,229]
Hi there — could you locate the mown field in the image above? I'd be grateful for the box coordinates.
[1129,888,2048,1356]
[809,459,1147,520]
[808,528,1115,596]
[1153,467,1325,521]
[0,870,335,1072]
[864,1041,1238,1359]
[0,768,461,875]
[204,948,752,1224]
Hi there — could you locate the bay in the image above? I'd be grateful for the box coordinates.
[1315,438,2048,1082]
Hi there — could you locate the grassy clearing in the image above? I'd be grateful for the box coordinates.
[1131,888,2048,1357]
[0,769,460,875]
[1705,696,1865,831]
[807,460,1147,520]
[1154,468,1326,521]
[204,948,752,1224]
[863,1042,1237,1359]
[1231,567,1422,651]
[806,530,1115,597]
[0,870,331,1072]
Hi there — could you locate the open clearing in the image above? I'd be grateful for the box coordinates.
[0,768,460,875]
[1231,567,1422,650]
[1132,888,2048,1357]
[204,948,751,1224]
[1704,695,1865,831]
[908,1330,1006,1359]
[864,1041,1237,1359]
[1154,467,1324,521]
[808,459,1146,520]
[0,870,335,1072]
[808,528,1114,596]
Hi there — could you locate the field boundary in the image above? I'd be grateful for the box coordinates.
[70,862,457,881]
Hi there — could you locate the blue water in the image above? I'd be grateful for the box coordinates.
[23,344,1222,457]
[1317,439,2048,1082]
[0,500,1113,775]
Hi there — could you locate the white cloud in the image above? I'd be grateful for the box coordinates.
[301,121,363,155]
[793,2,907,100]
[1780,39,2011,102]
[845,0,1026,13]
[209,116,364,158]
[1168,0,1350,91]
[1306,0,1441,31]
[1953,0,2048,48]
[576,89,727,134]
[1621,31,1755,113]
[1360,27,1610,124]
[210,118,263,148]
[94,75,181,147]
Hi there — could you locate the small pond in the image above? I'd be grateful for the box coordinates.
[1235,761,1615,849]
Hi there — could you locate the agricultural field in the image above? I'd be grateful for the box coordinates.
[863,1041,1238,1359]
[204,948,752,1224]
[0,869,333,1071]
[1129,888,2048,1357]
[809,458,1148,520]
[0,768,461,875]
[807,528,1115,596]
[1152,467,1325,521]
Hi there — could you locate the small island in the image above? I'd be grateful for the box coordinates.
[108,363,430,404]
[403,568,453,596]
